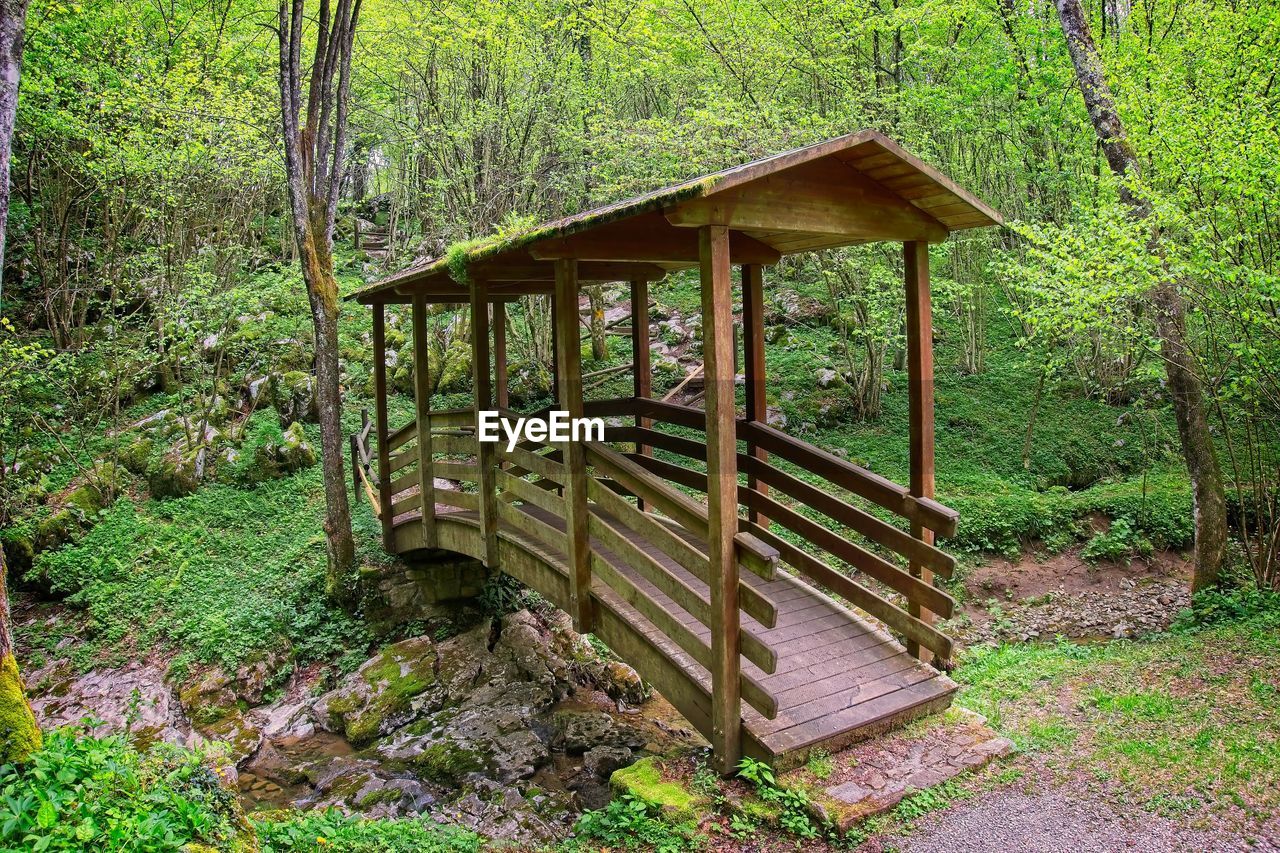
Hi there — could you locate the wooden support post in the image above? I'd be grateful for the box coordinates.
[630,279,652,511]
[550,295,559,402]
[349,433,361,503]
[494,300,509,410]
[372,304,394,549]
[412,295,437,548]
[470,280,499,567]
[904,240,938,663]
[555,259,594,632]
[700,225,742,774]
[741,264,769,527]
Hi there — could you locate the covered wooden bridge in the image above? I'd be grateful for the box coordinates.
[350,130,1002,773]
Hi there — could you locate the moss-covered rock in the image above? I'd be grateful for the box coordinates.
[610,757,707,822]
[314,636,441,747]
[150,455,201,499]
[270,370,319,425]
[117,437,154,476]
[252,422,316,480]
[0,654,42,764]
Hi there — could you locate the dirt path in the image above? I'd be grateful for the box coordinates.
[887,786,1272,853]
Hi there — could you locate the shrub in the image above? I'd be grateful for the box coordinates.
[1081,517,1152,564]
[1172,586,1280,632]
[0,725,249,851]
[568,794,702,852]
[254,808,481,853]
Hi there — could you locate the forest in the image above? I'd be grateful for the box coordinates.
[0,0,1277,850]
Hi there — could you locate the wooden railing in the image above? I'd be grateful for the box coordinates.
[602,396,957,661]
[352,392,958,726]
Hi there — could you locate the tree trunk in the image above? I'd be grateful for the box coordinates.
[0,0,40,762]
[0,546,41,763]
[1054,0,1228,590]
[0,0,26,302]
[277,0,361,603]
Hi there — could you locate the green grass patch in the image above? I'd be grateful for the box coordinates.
[23,455,371,676]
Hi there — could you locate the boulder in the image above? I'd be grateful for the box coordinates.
[270,371,319,425]
[314,635,442,747]
[150,455,200,499]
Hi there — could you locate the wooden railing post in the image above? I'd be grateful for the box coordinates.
[412,295,437,549]
[904,240,939,663]
[741,263,769,528]
[555,258,594,632]
[700,225,742,774]
[630,279,651,511]
[372,304,394,549]
[494,300,509,410]
[470,280,499,567]
[349,433,361,503]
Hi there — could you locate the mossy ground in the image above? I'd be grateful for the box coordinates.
[610,756,709,823]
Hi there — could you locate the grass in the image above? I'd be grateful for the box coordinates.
[19,441,373,678]
[955,602,1280,823]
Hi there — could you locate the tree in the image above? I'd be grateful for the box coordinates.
[0,0,40,764]
[1053,0,1228,591]
[276,0,360,601]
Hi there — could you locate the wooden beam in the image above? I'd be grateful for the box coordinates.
[470,279,499,567]
[904,240,939,663]
[555,258,594,633]
[700,224,742,774]
[741,264,769,527]
[666,159,949,242]
[530,214,780,264]
[372,304,394,548]
[494,300,509,410]
[476,259,668,282]
[630,279,652,512]
[412,296,437,548]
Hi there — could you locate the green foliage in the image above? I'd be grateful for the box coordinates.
[254,808,481,853]
[1081,517,1153,564]
[0,725,245,852]
[567,794,702,853]
[736,757,820,840]
[26,468,369,674]
[1172,587,1280,633]
[805,748,835,780]
[891,780,966,822]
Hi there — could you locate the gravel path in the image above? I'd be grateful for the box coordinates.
[894,787,1272,853]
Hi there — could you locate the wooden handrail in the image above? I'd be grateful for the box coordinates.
[584,441,778,575]
[737,420,958,537]
[624,451,955,618]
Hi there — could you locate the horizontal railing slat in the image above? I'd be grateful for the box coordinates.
[737,420,958,536]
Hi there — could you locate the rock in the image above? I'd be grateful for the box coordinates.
[441,778,570,844]
[584,745,633,778]
[28,662,187,747]
[253,421,316,479]
[150,455,200,499]
[306,756,437,818]
[551,710,616,754]
[610,757,707,822]
[118,437,153,476]
[270,371,319,425]
[594,660,648,706]
[314,635,442,747]
[817,368,839,388]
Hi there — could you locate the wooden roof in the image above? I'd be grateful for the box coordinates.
[353,130,1002,304]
